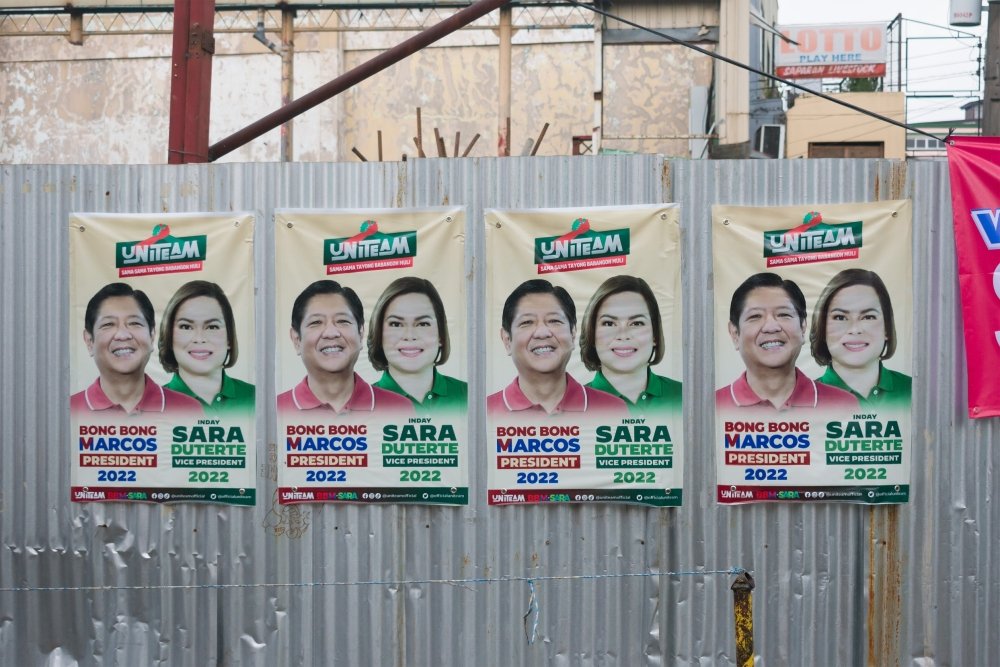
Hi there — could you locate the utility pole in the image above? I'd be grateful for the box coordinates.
[986,1,1000,135]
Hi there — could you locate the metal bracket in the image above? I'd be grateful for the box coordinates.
[188,23,216,56]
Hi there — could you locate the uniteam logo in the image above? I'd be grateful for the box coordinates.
[762,211,863,267]
[281,490,316,502]
[324,220,417,274]
[533,218,630,274]
[115,224,207,277]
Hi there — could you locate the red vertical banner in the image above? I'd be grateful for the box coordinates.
[947,136,1000,418]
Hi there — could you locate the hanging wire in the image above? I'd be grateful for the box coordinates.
[564,0,947,142]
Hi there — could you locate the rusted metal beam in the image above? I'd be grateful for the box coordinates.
[168,0,216,163]
[461,133,480,157]
[207,0,511,162]
[529,122,549,156]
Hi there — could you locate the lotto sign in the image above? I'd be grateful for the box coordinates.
[776,23,888,79]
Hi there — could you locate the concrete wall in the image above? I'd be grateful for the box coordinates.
[785,91,906,159]
[1,4,736,164]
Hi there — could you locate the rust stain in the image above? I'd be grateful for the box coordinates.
[889,162,907,200]
[396,163,407,208]
[867,505,902,667]
[661,161,672,200]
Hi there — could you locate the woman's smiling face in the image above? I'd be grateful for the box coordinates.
[825,284,886,371]
[594,291,653,375]
[382,292,440,374]
[173,296,229,376]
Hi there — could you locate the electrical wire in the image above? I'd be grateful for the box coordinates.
[564,0,946,142]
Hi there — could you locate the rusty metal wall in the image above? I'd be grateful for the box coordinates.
[0,156,994,666]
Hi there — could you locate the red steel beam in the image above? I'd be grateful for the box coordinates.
[168,0,216,164]
[207,0,510,162]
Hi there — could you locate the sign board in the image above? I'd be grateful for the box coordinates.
[776,23,888,79]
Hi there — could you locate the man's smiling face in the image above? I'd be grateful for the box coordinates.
[291,293,363,378]
[728,286,805,374]
[85,295,154,380]
[501,292,575,378]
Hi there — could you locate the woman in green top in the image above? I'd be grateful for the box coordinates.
[368,277,467,413]
[579,275,681,413]
[159,280,255,415]
[810,269,912,408]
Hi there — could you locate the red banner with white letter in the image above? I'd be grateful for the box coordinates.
[947,136,1000,418]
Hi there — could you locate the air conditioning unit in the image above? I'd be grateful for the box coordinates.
[754,124,785,159]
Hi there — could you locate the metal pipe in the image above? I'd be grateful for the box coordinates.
[208,0,511,161]
[731,571,755,667]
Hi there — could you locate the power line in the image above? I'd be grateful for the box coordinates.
[563,0,945,142]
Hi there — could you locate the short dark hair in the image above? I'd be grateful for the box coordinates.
[810,269,896,366]
[84,282,155,335]
[368,277,450,371]
[501,279,576,334]
[729,272,806,329]
[291,280,364,335]
[579,275,664,371]
[158,280,239,373]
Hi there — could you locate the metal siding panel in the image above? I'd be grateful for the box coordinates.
[0,157,995,665]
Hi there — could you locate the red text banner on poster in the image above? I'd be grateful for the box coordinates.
[947,136,1000,418]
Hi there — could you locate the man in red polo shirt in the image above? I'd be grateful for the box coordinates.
[716,272,858,412]
[487,279,626,416]
[277,280,413,415]
[70,282,202,416]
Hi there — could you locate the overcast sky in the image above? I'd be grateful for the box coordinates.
[777,0,985,123]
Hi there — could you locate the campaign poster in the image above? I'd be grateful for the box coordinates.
[712,201,912,504]
[69,212,256,505]
[485,205,683,507]
[274,208,468,505]
[947,136,1000,418]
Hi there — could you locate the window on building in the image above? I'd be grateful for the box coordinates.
[808,142,884,158]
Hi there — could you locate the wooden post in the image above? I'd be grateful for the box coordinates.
[433,127,446,157]
[462,133,481,157]
[280,8,295,162]
[497,4,512,156]
[530,122,549,156]
[415,107,426,158]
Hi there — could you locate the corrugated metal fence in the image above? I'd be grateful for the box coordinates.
[1,157,995,666]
